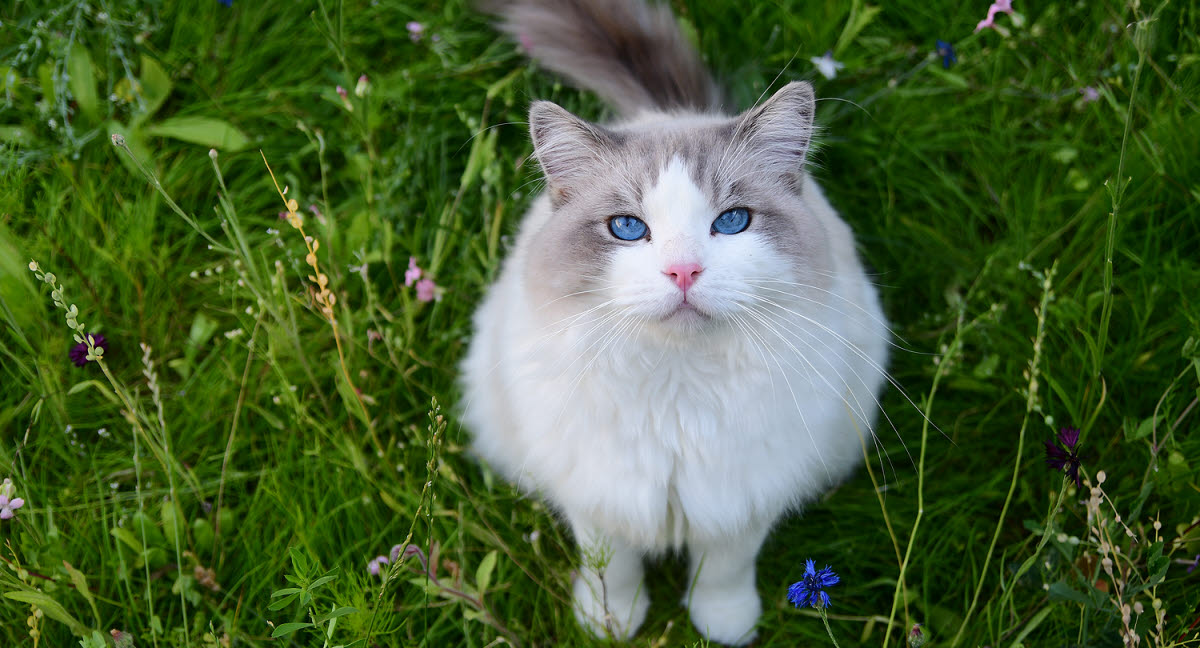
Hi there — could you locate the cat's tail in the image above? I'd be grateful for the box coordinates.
[489,0,723,115]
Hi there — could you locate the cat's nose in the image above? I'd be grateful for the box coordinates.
[664,263,703,293]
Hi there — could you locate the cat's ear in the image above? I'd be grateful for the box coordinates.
[733,81,816,181]
[529,101,616,206]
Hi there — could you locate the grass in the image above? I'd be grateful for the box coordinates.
[1,0,1198,646]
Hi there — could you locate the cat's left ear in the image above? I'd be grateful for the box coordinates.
[529,101,618,206]
[733,81,816,180]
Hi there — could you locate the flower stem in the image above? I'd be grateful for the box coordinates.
[820,607,842,648]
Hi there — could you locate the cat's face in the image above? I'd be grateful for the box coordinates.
[524,82,831,337]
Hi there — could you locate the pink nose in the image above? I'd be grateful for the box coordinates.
[664,263,703,293]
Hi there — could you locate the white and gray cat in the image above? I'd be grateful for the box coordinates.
[461,0,889,644]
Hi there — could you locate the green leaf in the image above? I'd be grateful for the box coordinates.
[833,1,883,57]
[1045,581,1091,607]
[160,498,185,549]
[309,570,339,591]
[110,527,144,553]
[270,622,313,638]
[313,606,359,624]
[67,44,100,122]
[62,561,101,627]
[267,593,298,611]
[66,380,122,405]
[270,587,302,598]
[289,546,310,574]
[136,55,172,122]
[475,550,498,596]
[5,590,88,636]
[1126,415,1156,441]
[146,116,249,151]
[192,518,214,555]
[131,510,166,548]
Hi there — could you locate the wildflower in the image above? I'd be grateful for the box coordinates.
[390,544,405,562]
[975,0,1014,33]
[217,0,232,6]
[0,479,25,520]
[416,278,439,303]
[1187,555,1200,574]
[936,40,957,69]
[908,623,927,648]
[110,630,135,648]
[355,74,369,98]
[367,555,389,576]
[1044,426,1082,488]
[1081,86,1100,102]
[111,133,125,146]
[70,333,108,367]
[405,256,423,287]
[407,21,424,42]
[336,85,354,112]
[809,51,845,80]
[787,559,840,609]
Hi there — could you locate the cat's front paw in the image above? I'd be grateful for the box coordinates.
[685,583,761,646]
[573,572,650,641]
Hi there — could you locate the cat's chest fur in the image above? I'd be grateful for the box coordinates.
[469,282,865,550]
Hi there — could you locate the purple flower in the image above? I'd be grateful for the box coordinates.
[787,559,840,609]
[0,479,24,521]
[367,555,389,577]
[936,40,957,69]
[1044,427,1082,488]
[407,21,424,42]
[70,333,108,367]
[1081,86,1100,102]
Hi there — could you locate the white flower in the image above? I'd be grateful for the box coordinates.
[810,51,845,80]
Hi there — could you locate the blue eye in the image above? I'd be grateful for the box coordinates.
[712,208,751,235]
[609,215,648,241]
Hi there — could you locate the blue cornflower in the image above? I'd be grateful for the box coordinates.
[787,559,840,609]
[936,40,957,69]
[218,0,232,6]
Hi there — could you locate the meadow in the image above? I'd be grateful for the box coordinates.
[1,0,1198,646]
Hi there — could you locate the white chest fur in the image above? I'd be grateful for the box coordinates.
[464,260,884,551]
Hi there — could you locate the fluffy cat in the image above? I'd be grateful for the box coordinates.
[460,0,889,644]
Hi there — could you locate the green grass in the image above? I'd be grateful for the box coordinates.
[2,0,1199,646]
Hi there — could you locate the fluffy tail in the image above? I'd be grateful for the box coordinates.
[491,0,723,115]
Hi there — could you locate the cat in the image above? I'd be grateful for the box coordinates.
[460,0,890,644]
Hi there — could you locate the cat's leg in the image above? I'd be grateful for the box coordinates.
[569,516,650,640]
[683,522,770,646]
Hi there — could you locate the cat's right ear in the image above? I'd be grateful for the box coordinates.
[529,101,615,206]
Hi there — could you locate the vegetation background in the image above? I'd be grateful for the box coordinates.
[1,0,1198,646]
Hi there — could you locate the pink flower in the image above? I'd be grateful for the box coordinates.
[975,0,1015,32]
[405,256,422,287]
[407,21,424,42]
[336,85,354,112]
[416,278,438,303]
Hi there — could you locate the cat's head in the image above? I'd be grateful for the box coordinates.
[523,82,831,338]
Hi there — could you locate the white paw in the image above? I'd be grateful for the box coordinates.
[685,583,761,646]
[573,572,650,641]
